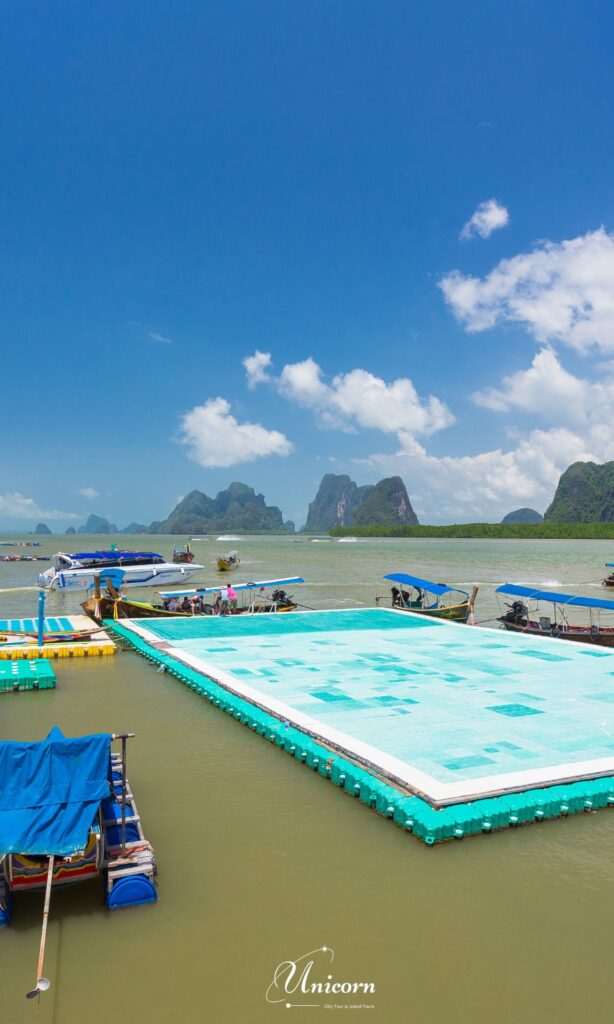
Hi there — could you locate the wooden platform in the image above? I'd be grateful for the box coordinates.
[0,614,115,660]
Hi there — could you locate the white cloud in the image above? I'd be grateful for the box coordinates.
[243,350,273,388]
[149,331,172,344]
[460,199,509,240]
[0,492,79,521]
[78,487,99,500]
[179,397,292,468]
[441,227,614,352]
[472,348,592,421]
[473,349,614,449]
[261,356,454,438]
[363,424,601,522]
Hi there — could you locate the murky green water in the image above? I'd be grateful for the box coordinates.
[2,534,614,1023]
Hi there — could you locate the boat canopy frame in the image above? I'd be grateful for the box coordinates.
[496,583,614,612]
[383,573,469,600]
[157,576,305,600]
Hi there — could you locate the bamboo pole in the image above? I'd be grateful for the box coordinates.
[26,855,54,999]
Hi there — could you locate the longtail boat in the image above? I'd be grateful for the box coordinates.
[496,584,614,647]
[172,543,194,564]
[217,551,240,572]
[82,576,305,623]
[376,573,478,623]
[0,727,157,942]
[602,563,614,588]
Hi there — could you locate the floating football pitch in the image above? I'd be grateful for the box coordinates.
[110,609,614,842]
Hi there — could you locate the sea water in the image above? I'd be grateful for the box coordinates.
[1,535,614,1024]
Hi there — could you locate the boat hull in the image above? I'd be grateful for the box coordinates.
[7,831,101,892]
[217,559,240,572]
[83,596,297,623]
[82,596,189,622]
[498,618,614,647]
[391,601,471,623]
[39,562,204,590]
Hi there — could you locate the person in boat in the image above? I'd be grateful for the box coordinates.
[180,597,192,613]
[401,588,415,607]
[227,585,237,612]
[391,586,401,607]
[220,586,230,614]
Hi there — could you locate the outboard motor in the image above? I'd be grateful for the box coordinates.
[505,600,528,624]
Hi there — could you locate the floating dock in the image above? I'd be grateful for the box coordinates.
[108,608,614,843]
[0,615,115,660]
[0,658,56,693]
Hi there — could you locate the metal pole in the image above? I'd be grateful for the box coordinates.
[26,855,54,999]
[37,589,45,649]
[121,735,127,855]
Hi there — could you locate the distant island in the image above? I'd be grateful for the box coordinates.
[545,461,614,522]
[303,474,418,531]
[35,459,614,538]
[77,513,118,535]
[501,508,544,525]
[148,482,288,535]
[333,460,614,536]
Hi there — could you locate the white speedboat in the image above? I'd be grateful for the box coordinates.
[38,549,204,590]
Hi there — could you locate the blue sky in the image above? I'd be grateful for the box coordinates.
[2,2,614,528]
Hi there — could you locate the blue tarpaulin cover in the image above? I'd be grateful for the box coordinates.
[0,727,111,856]
[496,583,614,611]
[71,551,161,561]
[383,573,467,597]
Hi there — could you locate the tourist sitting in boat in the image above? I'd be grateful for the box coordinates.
[227,585,237,611]
[391,586,421,609]
[380,573,475,624]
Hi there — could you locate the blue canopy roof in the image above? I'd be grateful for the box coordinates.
[383,573,467,597]
[158,576,304,599]
[496,583,614,611]
[0,727,111,857]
